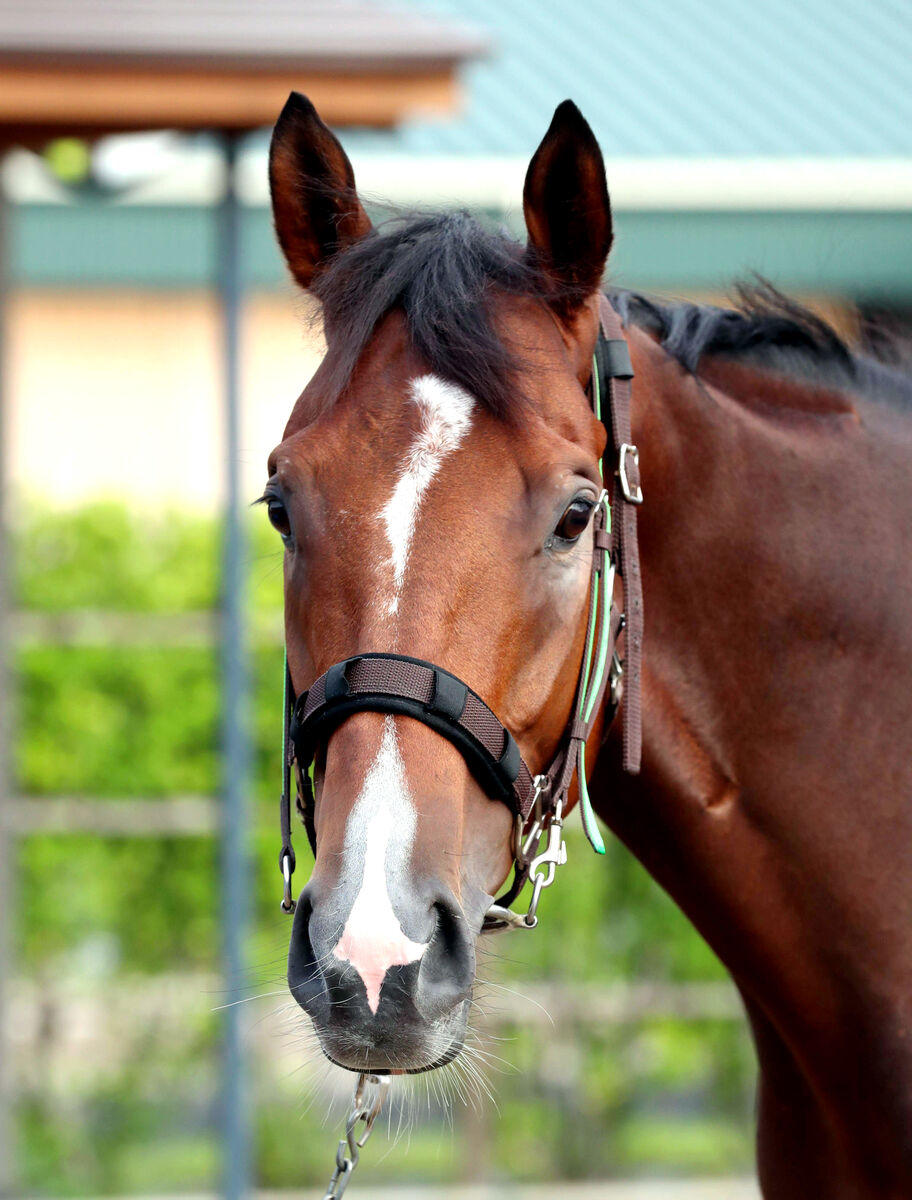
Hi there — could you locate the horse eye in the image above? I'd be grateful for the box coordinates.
[554,499,594,543]
[267,498,291,539]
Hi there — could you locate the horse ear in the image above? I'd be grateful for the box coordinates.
[523,100,613,311]
[269,92,372,289]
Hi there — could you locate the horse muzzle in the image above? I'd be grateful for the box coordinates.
[288,882,476,1073]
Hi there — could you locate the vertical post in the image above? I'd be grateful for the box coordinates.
[219,132,250,1200]
[0,159,14,1199]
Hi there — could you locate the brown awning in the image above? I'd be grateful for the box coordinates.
[0,0,489,142]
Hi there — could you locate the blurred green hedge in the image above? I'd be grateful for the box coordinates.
[11,504,755,1193]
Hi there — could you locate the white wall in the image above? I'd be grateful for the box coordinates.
[8,287,323,510]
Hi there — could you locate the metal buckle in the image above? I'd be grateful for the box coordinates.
[617,443,643,505]
[520,774,549,862]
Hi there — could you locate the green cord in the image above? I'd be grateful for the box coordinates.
[578,743,606,853]
[579,569,600,706]
[574,353,613,855]
[576,503,610,856]
[585,550,613,725]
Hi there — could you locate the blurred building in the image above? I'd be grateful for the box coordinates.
[5,0,912,510]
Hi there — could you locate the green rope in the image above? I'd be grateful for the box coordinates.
[577,743,604,852]
[576,502,610,855]
[585,554,613,725]
[574,354,613,855]
[579,569,600,708]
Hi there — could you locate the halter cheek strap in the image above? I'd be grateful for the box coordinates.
[598,294,643,774]
[277,294,643,927]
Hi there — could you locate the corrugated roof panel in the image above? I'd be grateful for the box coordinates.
[340,0,912,156]
[0,0,488,66]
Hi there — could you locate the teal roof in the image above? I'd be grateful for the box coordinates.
[343,0,912,157]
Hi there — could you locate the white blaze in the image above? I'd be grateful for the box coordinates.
[332,717,428,1014]
[380,374,474,615]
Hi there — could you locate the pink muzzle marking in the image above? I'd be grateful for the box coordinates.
[332,915,427,1014]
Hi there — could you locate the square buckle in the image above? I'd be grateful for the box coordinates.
[617,442,643,505]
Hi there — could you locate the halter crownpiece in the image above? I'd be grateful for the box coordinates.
[277,294,643,930]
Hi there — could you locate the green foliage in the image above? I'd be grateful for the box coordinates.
[17,1008,218,1194]
[16,503,220,613]
[15,500,283,615]
[18,834,217,971]
[11,504,756,1192]
[19,646,218,795]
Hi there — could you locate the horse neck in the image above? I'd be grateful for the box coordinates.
[592,328,912,1144]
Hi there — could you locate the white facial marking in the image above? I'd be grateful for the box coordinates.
[380,374,474,615]
[332,717,428,1014]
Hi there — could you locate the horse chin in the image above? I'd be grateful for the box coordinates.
[312,997,470,1076]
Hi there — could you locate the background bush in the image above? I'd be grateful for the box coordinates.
[10,504,755,1193]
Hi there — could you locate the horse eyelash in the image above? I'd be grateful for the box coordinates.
[252,483,283,508]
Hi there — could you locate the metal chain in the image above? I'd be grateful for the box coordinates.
[321,1071,390,1199]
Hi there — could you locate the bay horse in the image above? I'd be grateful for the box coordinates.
[264,92,912,1197]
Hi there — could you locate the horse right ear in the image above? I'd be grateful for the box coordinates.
[523,100,613,314]
[269,92,372,289]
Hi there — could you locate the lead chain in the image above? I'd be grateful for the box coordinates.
[322,1071,390,1199]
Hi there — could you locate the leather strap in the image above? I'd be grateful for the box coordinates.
[598,294,643,774]
[291,653,537,818]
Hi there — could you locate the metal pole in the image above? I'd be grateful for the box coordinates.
[0,155,15,1199]
[219,132,251,1200]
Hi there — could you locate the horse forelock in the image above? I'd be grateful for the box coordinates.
[308,210,587,423]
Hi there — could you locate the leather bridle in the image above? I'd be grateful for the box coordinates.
[277,295,643,932]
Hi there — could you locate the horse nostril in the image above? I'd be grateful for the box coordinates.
[413,899,476,1023]
[287,892,326,1009]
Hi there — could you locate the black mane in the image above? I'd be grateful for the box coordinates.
[611,282,856,376]
[612,283,912,408]
[311,210,908,413]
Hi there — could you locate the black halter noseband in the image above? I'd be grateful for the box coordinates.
[277,296,643,930]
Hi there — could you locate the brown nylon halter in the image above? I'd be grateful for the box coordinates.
[278,294,643,926]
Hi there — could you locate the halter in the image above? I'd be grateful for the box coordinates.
[276,295,643,931]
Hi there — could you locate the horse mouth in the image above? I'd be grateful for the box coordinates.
[308,994,471,1076]
[320,1036,464,1075]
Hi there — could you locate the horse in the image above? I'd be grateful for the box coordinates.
[264,92,912,1197]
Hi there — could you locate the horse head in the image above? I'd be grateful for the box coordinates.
[266,94,614,1073]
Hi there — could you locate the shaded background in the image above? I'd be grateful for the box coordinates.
[1,0,910,1196]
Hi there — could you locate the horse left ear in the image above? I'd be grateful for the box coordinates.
[523,100,613,312]
[269,91,373,289]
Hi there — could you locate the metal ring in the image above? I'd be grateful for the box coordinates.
[280,850,296,914]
